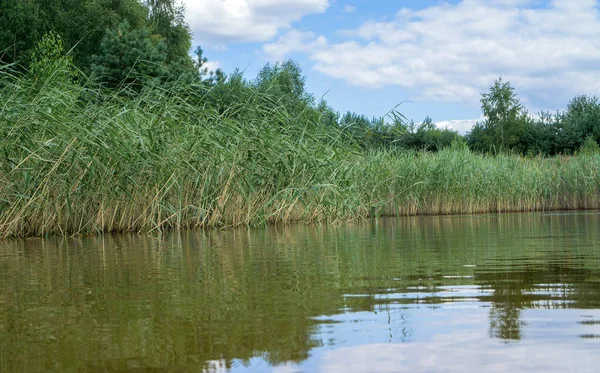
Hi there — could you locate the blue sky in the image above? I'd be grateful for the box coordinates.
[181,0,600,133]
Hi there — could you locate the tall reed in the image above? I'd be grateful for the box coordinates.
[1,70,600,238]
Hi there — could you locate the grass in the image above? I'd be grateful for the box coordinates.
[1,69,600,238]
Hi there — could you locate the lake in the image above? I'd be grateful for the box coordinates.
[2,212,600,372]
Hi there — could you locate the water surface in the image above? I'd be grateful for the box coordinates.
[2,212,600,372]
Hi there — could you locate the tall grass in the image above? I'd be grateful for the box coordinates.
[1,69,600,238]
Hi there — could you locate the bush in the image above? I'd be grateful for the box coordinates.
[578,136,600,156]
[28,32,74,83]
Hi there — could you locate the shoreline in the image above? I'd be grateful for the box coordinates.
[3,205,600,240]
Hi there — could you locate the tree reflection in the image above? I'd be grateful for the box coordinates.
[490,305,522,341]
[2,212,600,371]
[477,263,594,342]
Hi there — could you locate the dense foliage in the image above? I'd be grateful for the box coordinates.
[5,0,598,155]
[466,79,600,156]
[0,0,193,76]
[2,1,600,237]
[2,62,600,238]
[0,0,462,152]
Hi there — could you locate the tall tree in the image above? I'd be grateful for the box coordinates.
[0,0,197,76]
[560,95,600,151]
[255,60,315,119]
[60,0,149,71]
[144,0,191,64]
[0,0,148,71]
[0,0,53,65]
[91,22,168,90]
[467,78,528,153]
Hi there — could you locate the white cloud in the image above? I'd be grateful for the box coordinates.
[319,339,600,373]
[203,60,221,73]
[436,119,481,134]
[211,44,228,52]
[263,30,327,61]
[181,0,330,43]
[343,5,356,13]
[263,0,600,110]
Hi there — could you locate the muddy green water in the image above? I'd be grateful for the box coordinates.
[2,212,600,372]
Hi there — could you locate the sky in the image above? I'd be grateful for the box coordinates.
[180,0,600,134]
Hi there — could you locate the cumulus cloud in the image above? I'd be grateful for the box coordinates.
[320,339,600,373]
[263,0,600,109]
[263,30,327,60]
[436,119,482,134]
[203,60,222,73]
[343,5,356,13]
[210,44,228,52]
[181,0,330,43]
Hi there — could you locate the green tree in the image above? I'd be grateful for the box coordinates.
[0,0,198,77]
[144,0,191,64]
[193,46,225,84]
[578,135,600,156]
[0,0,148,71]
[516,111,556,156]
[62,0,149,71]
[317,101,339,128]
[255,60,315,119]
[556,95,600,154]
[399,116,462,151]
[467,78,528,153]
[340,112,375,147]
[91,22,168,90]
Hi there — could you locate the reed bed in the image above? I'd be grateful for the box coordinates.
[1,71,600,238]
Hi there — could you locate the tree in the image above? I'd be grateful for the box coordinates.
[515,111,556,156]
[0,0,197,77]
[0,0,149,71]
[193,46,225,84]
[91,22,168,90]
[255,60,315,118]
[0,0,60,66]
[144,0,191,64]
[399,116,462,151]
[62,0,150,71]
[467,78,528,153]
[558,95,600,153]
[340,112,371,146]
[578,135,600,156]
[317,100,339,128]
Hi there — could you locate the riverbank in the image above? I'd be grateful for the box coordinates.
[2,73,600,238]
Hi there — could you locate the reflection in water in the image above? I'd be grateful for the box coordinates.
[1,212,600,372]
[318,338,600,373]
[490,305,523,341]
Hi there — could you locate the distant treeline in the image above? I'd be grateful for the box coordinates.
[2,0,599,156]
[467,78,600,156]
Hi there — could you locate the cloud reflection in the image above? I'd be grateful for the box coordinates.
[319,335,599,373]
